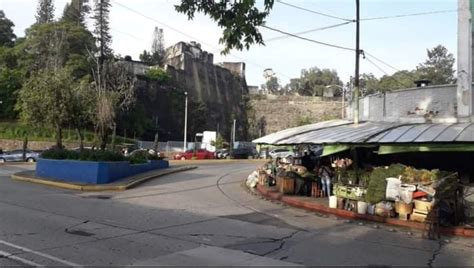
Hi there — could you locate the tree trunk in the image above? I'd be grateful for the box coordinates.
[56,125,63,149]
[22,136,28,161]
[76,128,84,151]
[111,123,116,151]
[100,131,108,150]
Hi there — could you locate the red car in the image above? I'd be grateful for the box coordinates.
[173,149,215,160]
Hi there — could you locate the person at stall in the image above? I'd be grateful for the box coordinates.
[316,161,333,197]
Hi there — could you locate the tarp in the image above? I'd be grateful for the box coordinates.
[377,143,474,155]
[321,144,351,157]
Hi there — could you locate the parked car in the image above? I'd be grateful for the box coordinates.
[173,149,215,160]
[268,148,294,159]
[0,149,40,163]
[214,149,229,159]
[227,147,258,159]
[129,149,161,157]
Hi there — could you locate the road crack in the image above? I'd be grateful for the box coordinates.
[262,230,300,257]
[427,240,445,267]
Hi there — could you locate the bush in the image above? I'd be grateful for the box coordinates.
[365,164,405,204]
[41,149,125,162]
[145,68,170,83]
[127,150,148,164]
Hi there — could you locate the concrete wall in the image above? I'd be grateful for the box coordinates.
[249,94,341,136]
[218,62,246,78]
[347,84,458,123]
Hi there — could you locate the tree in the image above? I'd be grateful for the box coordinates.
[417,45,455,85]
[377,70,419,92]
[150,27,165,65]
[139,50,152,63]
[92,0,113,63]
[359,73,379,96]
[62,0,91,25]
[265,76,280,94]
[35,0,55,25]
[89,57,136,150]
[0,10,16,47]
[16,69,76,148]
[298,67,342,96]
[0,68,22,119]
[175,0,274,54]
[19,21,95,77]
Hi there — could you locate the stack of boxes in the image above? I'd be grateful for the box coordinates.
[410,199,433,222]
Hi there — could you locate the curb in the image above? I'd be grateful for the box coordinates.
[254,184,474,238]
[11,166,197,191]
[169,159,267,165]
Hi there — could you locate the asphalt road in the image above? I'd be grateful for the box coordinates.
[0,162,472,266]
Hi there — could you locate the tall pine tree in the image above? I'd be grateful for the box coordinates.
[151,27,165,65]
[62,0,90,25]
[93,0,113,63]
[0,10,16,47]
[35,0,55,24]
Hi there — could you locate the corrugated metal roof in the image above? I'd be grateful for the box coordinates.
[253,121,474,145]
[252,120,352,144]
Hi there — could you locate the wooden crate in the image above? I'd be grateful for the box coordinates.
[411,212,427,223]
[277,176,295,194]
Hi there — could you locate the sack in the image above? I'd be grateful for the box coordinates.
[386,177,401,201]
[399,184,416,204]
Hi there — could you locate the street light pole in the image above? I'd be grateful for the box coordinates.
[183,92,188,152]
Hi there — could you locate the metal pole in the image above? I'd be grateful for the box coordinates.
[183,92,188,152]
[342,88,345,119]
[353,0,360,124]
[233,119,236,145]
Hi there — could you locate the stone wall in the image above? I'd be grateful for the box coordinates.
[131,41,250,141]
[347,84,458,123]
[249,94,341,136]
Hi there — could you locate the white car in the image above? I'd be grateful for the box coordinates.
[268,148,294,159]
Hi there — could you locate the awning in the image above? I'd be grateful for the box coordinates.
[253,121,474,146]
[377,143,474,155]
[320,144,351,157]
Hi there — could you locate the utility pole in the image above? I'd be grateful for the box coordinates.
[353,0,360,124]
[183,91,188,152]
[232,119,236,145]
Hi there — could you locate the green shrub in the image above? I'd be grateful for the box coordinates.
[127,150,148,164]
[145,68,170,83]
[365,164,405,204]
[41,149,125,162]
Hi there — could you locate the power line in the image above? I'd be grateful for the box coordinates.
[111,0,293,79]
[364,56,407,89]
[265,21,353,42]
[262,25,355,51]
[276,0,354,22]
[364,51,400,72]
[361,9,458,21]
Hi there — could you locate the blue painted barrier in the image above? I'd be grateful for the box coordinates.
[36,159,170,184]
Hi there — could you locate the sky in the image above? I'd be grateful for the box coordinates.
[0,0,458,86]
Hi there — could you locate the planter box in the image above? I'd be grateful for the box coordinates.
[36,159,169,184]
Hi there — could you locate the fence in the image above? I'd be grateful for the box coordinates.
[137,140,256,154]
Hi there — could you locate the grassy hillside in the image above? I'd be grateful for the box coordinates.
[0,121,136,144]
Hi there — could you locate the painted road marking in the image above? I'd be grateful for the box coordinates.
[0,249,42,267]
[0,240,80,266]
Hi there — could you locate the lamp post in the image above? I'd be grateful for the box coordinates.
[183,91,188,152]
[326,85,346,119]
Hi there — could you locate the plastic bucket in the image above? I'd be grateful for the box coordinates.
[357,201,368,214]
[367,204,376,215]
[329,196,338,208]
